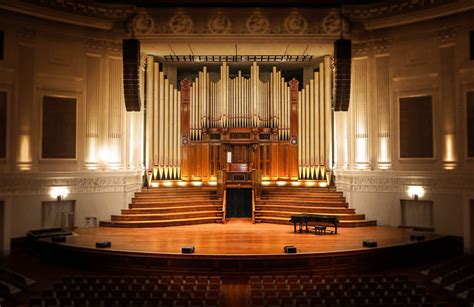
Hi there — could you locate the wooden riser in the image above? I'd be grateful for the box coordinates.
[112,211,223,221]
[100,217,223,228]
[133,193,217,199]
[130,201,222,209]
[255,205,354,214]
[123,205,222,214]
[255,217,377,227]
[256,201,348,208]
[140,187,217,193]
[255,210,365,220]
[261,187,338,192]
[262,192,344,198]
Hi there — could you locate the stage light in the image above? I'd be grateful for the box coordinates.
[291,181,301,186]
[261,181,271,186]
[407,186,424,200]
[276,181,287,186]
[163,181,173,187]
[50,186,69,201]
[208,181,217,186]
[177,181,187,187]
[319,182,328,187]
[150,182,159,188]
[305,181,316,187]
[192,181,203,186]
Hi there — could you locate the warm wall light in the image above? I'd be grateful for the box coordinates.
[177,181,188,187]
[276,181,287,186]
[291,181,301,186]
[208,181,217,186]
[50,187,70,201]
[192,181,203,186]
[305,181,317,187]
[319,182,328,187]
[261,181,271,186]
[150,182,159,188]
[407,186,425,200]
[163,181,173,187]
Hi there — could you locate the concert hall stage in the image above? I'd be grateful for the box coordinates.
[31,219,456,275]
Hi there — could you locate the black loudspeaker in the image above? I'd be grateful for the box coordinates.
[333,38,351,112]
[182,246,195,254]
[470,31,474,61]
[96,241,112,248]
[362,240,377,248]
[284,246,297,254]
[51,235,66,242]
[123,39,141,112]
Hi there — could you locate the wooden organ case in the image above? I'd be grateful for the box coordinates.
[144,59,333,185]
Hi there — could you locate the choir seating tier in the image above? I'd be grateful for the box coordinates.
[99,186,223,228]
[254,186,377,228]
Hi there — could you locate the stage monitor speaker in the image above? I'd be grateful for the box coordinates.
[182,246,195,254]
[333,38,351,112]
[96,241,112,248]
[51,235,66,242]
[284,246,297,253]
[123,39,141,112]
[362,240,377,248]
[410,235,425,241]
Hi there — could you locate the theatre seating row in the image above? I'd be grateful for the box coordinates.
[422,254,474,305]
[0,267,35,303]
[29,275,221,307]
[249,274,437,307]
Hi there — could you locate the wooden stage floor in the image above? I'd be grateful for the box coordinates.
[32,219,456,274]
[63,219,439,255]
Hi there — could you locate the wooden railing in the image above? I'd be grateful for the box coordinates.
[222,189,227,224]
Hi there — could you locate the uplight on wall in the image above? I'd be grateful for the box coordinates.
[208,181,217,186]
[177,181,188,187]
[276,181,287,186]
[49,186,70,201]
[291,181,301,186]
[407,186,425,200]
[163,181,173,187]
[192,181,203,187]
[305,181,317,187]
[261,181,271,186]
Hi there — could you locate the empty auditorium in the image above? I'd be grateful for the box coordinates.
[0,0,474,306]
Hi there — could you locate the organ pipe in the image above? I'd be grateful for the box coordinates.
[144,61,331,181]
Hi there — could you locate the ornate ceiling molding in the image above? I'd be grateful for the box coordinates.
[348,0,474,30]
[0,171,143,196]
[334,170,474,194]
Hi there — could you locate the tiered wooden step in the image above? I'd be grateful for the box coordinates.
[254,186,377,227]
[100,186,224,227]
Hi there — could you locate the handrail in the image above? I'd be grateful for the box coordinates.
[252,189,256,224]
[222,189,227,224]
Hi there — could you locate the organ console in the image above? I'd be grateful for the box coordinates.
[144,59,333,184]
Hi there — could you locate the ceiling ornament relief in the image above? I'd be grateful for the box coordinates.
[208,15,231,34]
[168,14,194,34]
[132,11,155,35]
[283,14,307,34]
[246,15,270,34]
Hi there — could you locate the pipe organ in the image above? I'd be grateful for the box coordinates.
[145,59,332,183]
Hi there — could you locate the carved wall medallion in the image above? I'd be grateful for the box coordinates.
[322,14,341,34]
[169,15,193,34]
[246,15,270,34]
[132,12,155,34]
[283,14,307,34]
[208,15,231,34]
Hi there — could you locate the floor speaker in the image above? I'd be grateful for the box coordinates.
[123,39,141,112]
[333,38,351,111]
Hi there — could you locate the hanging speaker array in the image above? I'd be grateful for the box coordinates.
[333,38,351,112]
[123,39,141,111]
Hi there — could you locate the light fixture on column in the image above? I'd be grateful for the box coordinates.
[407,186,424,201]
